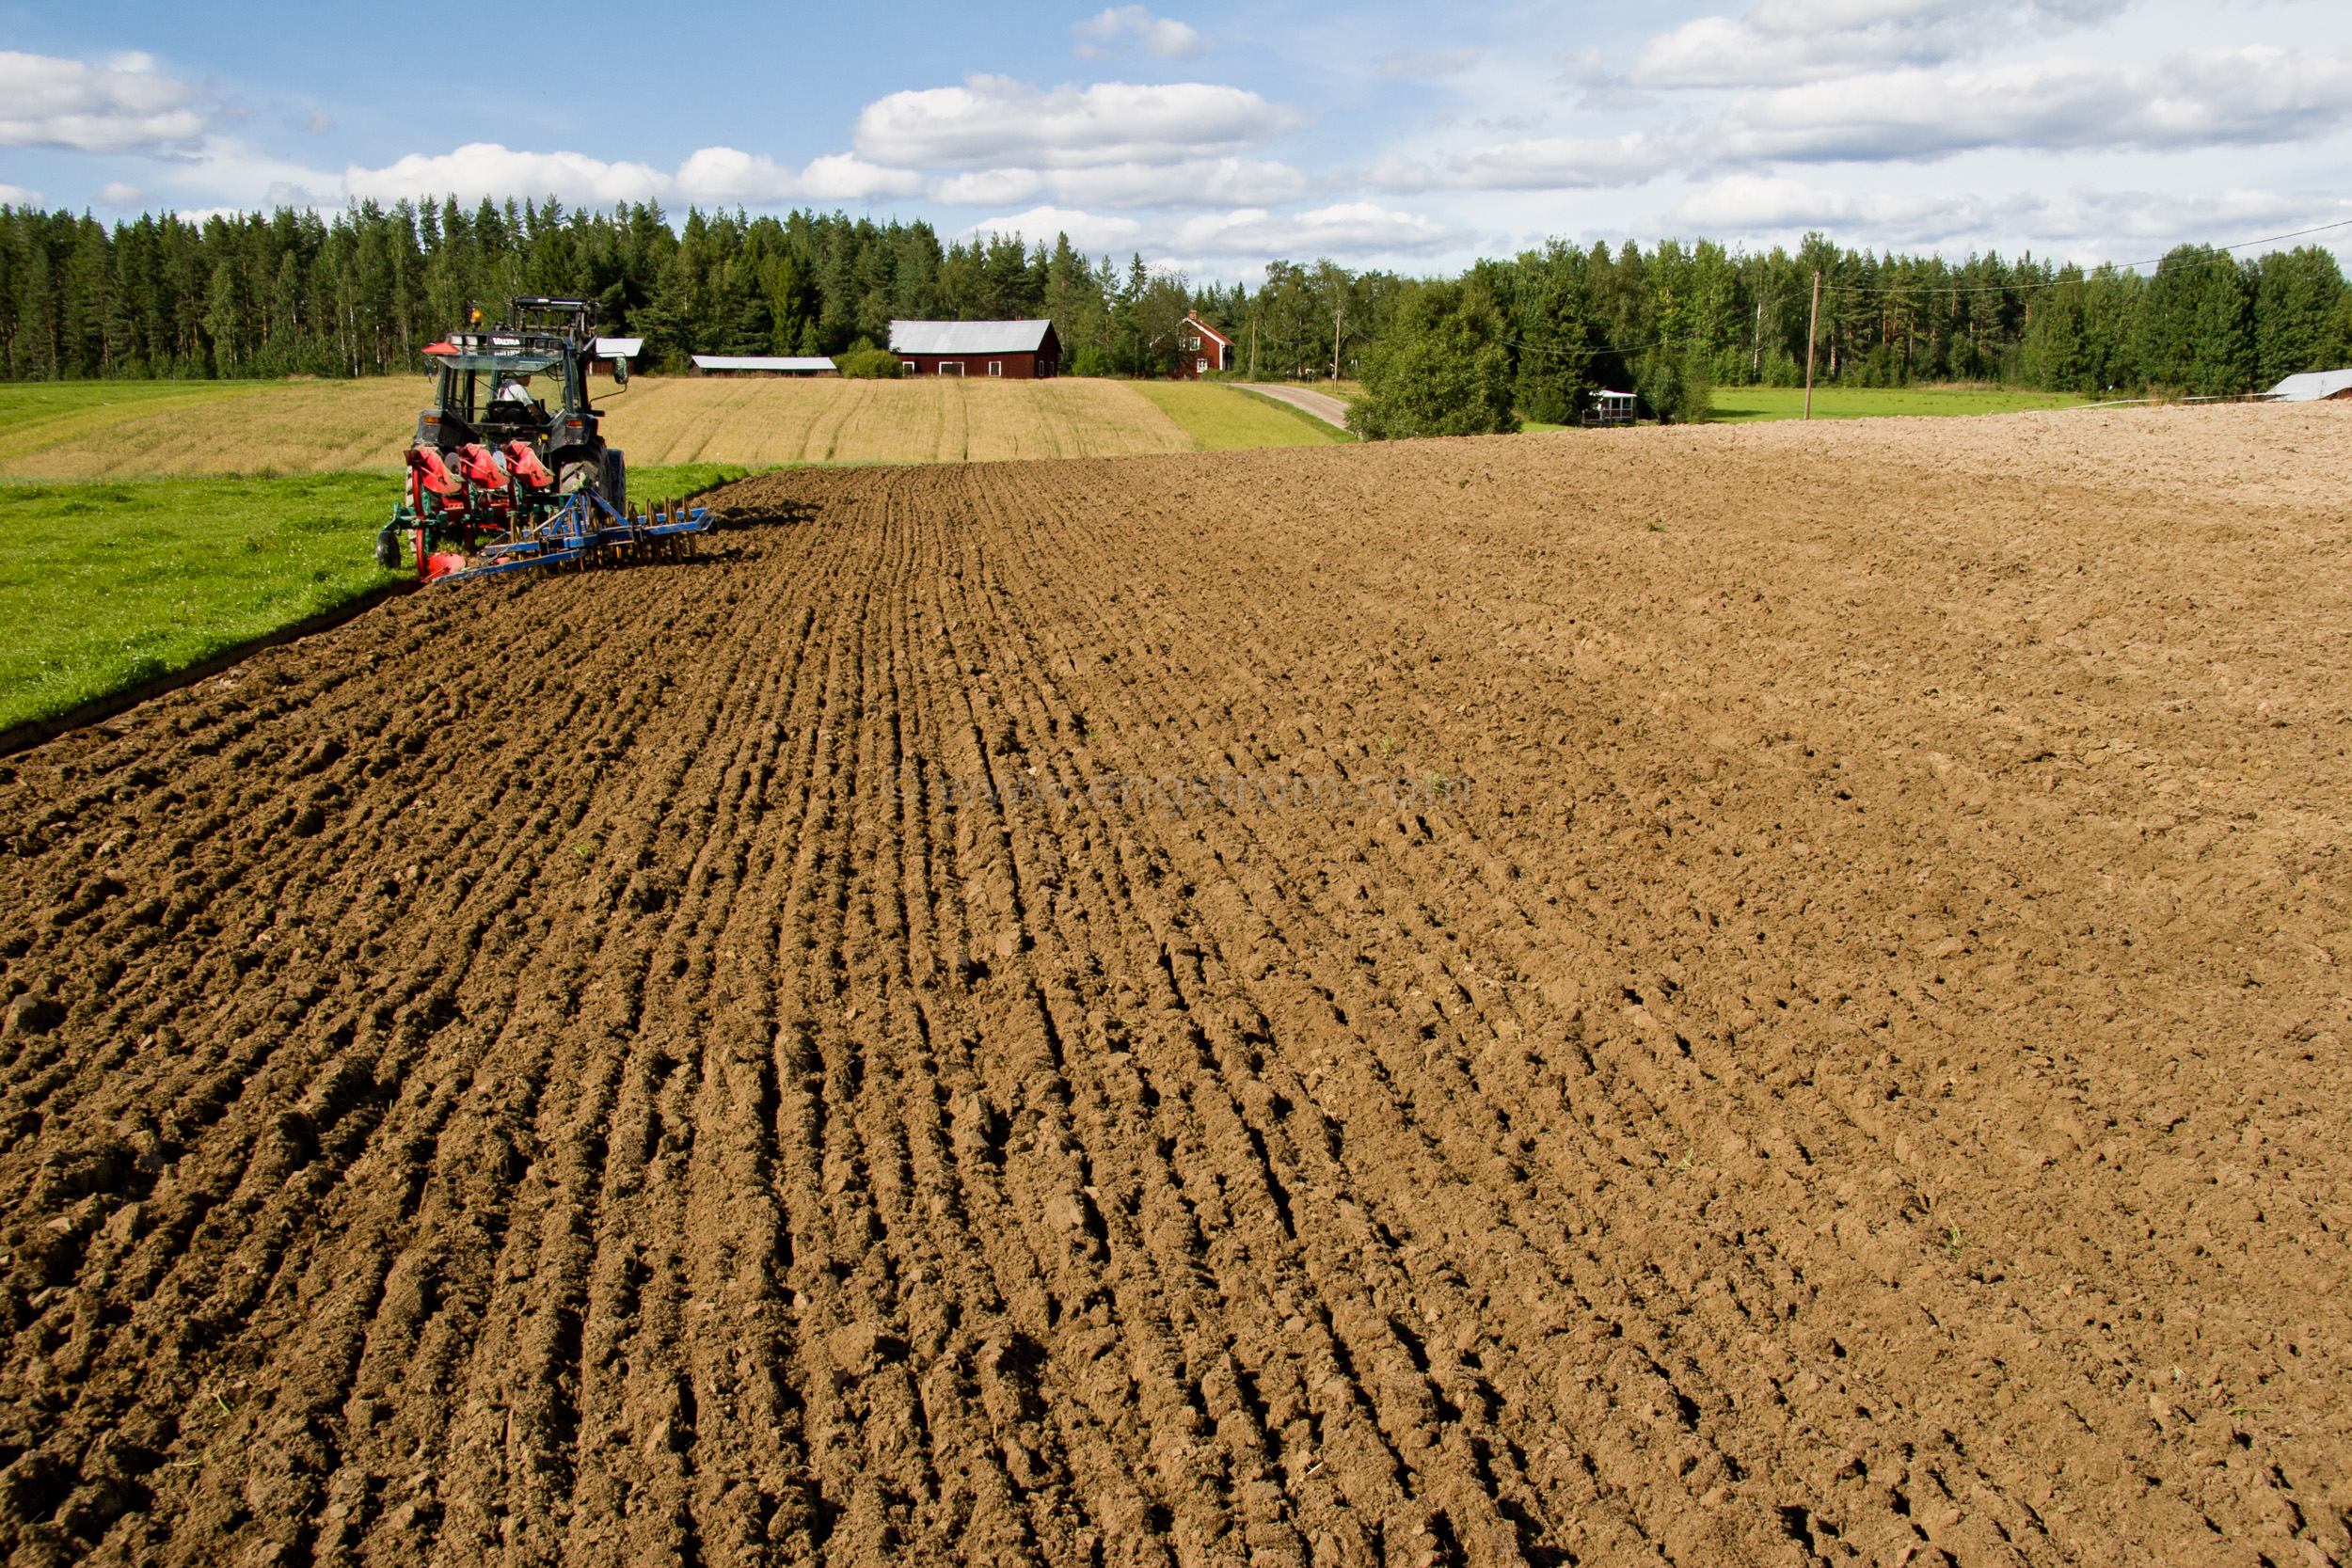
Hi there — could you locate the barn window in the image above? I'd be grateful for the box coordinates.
[989,360,1002,376]
[1197,357,1207,374]
[939,361,963,376]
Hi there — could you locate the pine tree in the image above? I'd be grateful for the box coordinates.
[1509,243,1600,423]
[201,261,242,377]
[2022,275,2090,393]
[2254,246,2345,387]
[2188,256,2255,395]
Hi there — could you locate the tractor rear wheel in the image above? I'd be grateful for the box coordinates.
[559,450,627,516]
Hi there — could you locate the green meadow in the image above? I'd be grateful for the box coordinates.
[0,463,752,735]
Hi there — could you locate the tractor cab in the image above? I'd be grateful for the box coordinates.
[419,317,594,470]
[411,296,627,502]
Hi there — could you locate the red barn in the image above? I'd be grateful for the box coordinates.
[889,320,1060,378]
[1176,314,1235,378]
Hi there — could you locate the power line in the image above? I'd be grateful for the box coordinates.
[1819,215,2352,297]
[1502,327,1700,361]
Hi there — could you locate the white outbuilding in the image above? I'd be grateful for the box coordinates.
[690,356,841,376]
[2264,368,2352,402]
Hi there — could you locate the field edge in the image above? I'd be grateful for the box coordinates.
[0,578,416,758]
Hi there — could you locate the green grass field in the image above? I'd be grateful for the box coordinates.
[1707,385,2092,422]
[0,463,752,735]
[1128,381,1347,449]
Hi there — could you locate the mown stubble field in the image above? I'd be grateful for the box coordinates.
[0,404,2345,1567]
[0,376,1211,481]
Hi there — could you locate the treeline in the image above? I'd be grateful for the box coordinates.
[0,198,1199,381]
[1213,237,2352,432]
[2,198,2347,414]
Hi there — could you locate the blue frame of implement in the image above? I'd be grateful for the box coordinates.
[427,489,714,585]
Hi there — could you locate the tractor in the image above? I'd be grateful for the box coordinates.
[376,296,709,583]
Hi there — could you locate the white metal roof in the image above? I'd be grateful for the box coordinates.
[2265,368,2352,402]
[595,337,644,358]
[691,356,839,372]
[889,320,1054,355]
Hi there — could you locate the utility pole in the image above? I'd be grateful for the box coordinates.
[1250,316,1258,377]
[1803,270,1821,421]
[1331,303,1343,383]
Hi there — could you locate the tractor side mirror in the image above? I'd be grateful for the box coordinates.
[612,357,630,387]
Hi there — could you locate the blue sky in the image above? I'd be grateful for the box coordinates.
[2,0,2347,281]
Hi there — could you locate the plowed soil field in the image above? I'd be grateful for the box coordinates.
[1,404,2347,1568]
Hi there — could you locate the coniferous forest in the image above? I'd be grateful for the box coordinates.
[2,198,2346,418]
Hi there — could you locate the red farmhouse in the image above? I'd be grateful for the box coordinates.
[1176,314,1235,378]
[889,320,1060,378]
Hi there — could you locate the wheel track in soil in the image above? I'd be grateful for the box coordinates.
[0,409,2347,1568]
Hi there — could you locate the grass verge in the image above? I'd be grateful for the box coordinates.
[1127,381,1347,450]
[1227,386,1358,440]
[0,473,404,733]
[0,463,755,736]
[1708,385,2093,421]
[629,463,763,504]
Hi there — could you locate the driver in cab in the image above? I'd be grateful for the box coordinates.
[491,374,548,423]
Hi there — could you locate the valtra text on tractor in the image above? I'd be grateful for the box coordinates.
[375,296,711,583]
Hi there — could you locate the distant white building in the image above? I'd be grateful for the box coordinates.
[2264,368,2352,402]
[691,356,839,376]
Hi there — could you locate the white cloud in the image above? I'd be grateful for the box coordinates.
[1664,172,2352,253]
[97,182,146,207]
[0,182,41,206]
[1558,45,1613,85]
[675,147,923,202]
[964,200,1454,263]
[1372,38,2352,197]
[159,137,345,211]
[1743,0,2121,31]
[930,156,1308,209]
[303,110,334,135]
[968,204,1145,250]
[1629,0,2130,88]
[0,49,212,153]
[1174,200,1456,256]
[328,141,933,209]
[1716,46,2352,162]
[1381,47,1479,80]
[1632,14,1947,87]
[1073,7,1208,59]
[1371,131,1688,193]
[854,74,1294,169]
[1664,173,2008,241]
[344,143,670,205]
